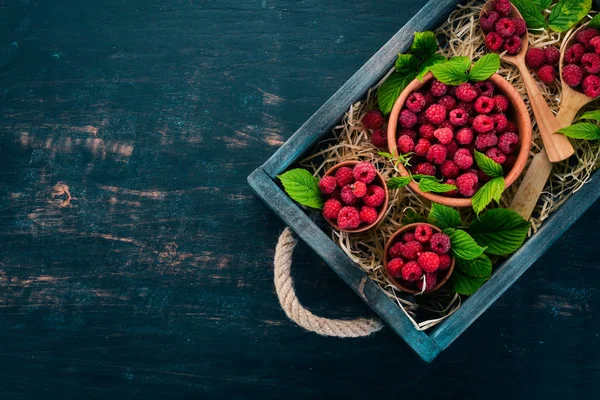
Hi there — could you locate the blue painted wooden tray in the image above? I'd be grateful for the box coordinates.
[248,0,600,362]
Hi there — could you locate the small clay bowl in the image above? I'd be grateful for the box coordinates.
[386,72,532,208]
[383,223,455,295]
[322,161,389,233]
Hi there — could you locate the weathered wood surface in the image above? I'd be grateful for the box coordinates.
[0,0,599,397]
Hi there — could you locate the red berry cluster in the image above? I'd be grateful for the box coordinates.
[562,28,600,98]
[398,78,519,197]
[482,0,525,55]
[525,47,561,85]
[319,162,385,230]
[386,224,453,293]
[362,110,388,149]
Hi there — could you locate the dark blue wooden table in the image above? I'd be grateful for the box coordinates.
[0,0,599,398]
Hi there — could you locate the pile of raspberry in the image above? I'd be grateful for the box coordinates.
[397,78,519,197]
[319,162,386,230]
[362,110,388,149]
[481,0,526,55]
[525,47,561,85]
[562,27,600,98]
[386,224,453,293]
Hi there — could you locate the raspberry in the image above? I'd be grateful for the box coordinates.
[363,185,385,207]
[503,155,516,172]
[562,64,584,87]
[417,273,438,293]
[386,258,405,279]
[498,132,519,154]
[456,83,479,102]
[399,109,418,128]
[545,47,560,66]
[418,252,440,273]
[330,189,341,201]
[457,101,476,116]
[353,161,377,184]
[440,120,455,132]
[583,74,600,98]
[337,206,361,230]
[440,160,460,178]
[582,52,600,74]
[350,181,367,197]
[403,232,415,242]
[430,79,448,97]
[388,242,405,258]
[472,115,495,133]
[474,96,496,114]
[456,127,474,145]
[359,205,378,224]
[445,140,459,159]
[426,144,448,165]
[444,179,459,197]
[491,113,508,132]
[434,127,454,145]
[480,10,500,32]
[591,36,600,54]
[576,28,600,48]
[453,148,474,170]
[475,81,495,97]
[513,18,527,37]
[371,129,387,148]
[362,110,384,130]
[335,167,354,187]
[438,95,457,111]
[439,253,452,270]
[486,147,507,165]
[422,92,435,107]
[319,176,338,194]
[505,121,517,133]
[398,128,417,139]
[322,199,342,220]
[485,32,504,52]
[495,18,515,37]
[475,132,498,151]
[456,172,479,197]
[503,35,522,55]
[525,48,546,69]
[537,65,556,85]
[414,139,432,157]
[340,185,358,205]
[565,43,586,64]
[401,261,423,282]
[493,0,511,17]
[425,104,447,124]
[401,241,424,260]
[397,134,415,154]
[493,94,509,113]
[412,163,436,176]
[430,233,451,254]
[449,108,469,126]
[419,123,436,140]
[406,92,426,113]
[414,224,433,243]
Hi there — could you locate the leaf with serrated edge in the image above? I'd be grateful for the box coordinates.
[388,176,411,189]
[590,14,600,30]
[468,54,500,82]
[429,56,470,86]
[410,31,438,60]
[417,54,446,81]
[428,203,462,230]
[451,270,489,296]
[468,208,530,256]
[578,110,600,122]
[548,0,592,33]
[444,228,487,261]
[456,254,492,278]
[378,71,417,115]
[278,169,323,210]
[511,0,547,29]
[531,0,551,9]
[395,53,419,74]
[471,177,505,215]
[419,178,457,193]
[474,151,504,178]
[557,123,600,140]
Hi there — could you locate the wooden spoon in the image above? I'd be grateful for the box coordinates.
[480,1,575,162]
[509,24,598,219]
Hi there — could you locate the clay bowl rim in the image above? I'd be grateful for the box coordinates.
[322,160,389,233]
[386,71,533,208]
[383,223,456,295]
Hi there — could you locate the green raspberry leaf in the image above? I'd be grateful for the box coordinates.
[417,54,447,81]
[403,208,427,224]
[468,53,501,82]
[468,208,530,256]
[444,228,487,261]
[474,150,504,178]
[471,177,505,215]
[278,169,324,210]
[548,0,592,33]
[557,122,600,140]
[456,254,493,278]
[578,110,600,123]
[511,0,547,30]
[378,151,394,160]
[429,56,470,86]
[418,178,457,193]
[395,53,419,74]
[410,31,438,60]
[377,71,417,115]
[531,0,552,9]
[450,270,489,296]
[388,176,411,190]
[428,203,462,230]
[590,14,600,30]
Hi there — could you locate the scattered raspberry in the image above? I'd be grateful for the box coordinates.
[513,18,527,37]
[583,74,600,98]
[397,134,415,154]
[475,132,499,151]
[485,31,504,52]
[590,36,600,54]
[503,35,522,55]
[371,129,387,148]
[525,48,546,69]
[562,64,584,87]
[576,28,600,48]
[417,273,438,293]
[480,10,500,32]
[475,81,495,97]
[438,95,457,111]
[362,110,384,130]
[493,0,511,17]
[337,206,361,230]
[537,65,557,85]
[444,179,459,197]
[430,233,451,254]
[386,258,404,279]
[414,138,432,157]
[322,199,342,220]
[359,205,378,224]
[545,47,560,66]
[473,115,495,133]
[434,127,454,145]
[456,127,474,145]
[445,140,459,159]
[491,113,508,132]
[350,181,367,197]
[565,43,586,64]
[398,128,417,139]
[403,232,415,242]
[486,147,507,165]
[440,160,460,179]
[401,261,423,282]
[401,241,424,260]
[474,96,496,114]
[449,108,469,126]
[340,185,358,205]
[413,162,436,176]
[498,132,519,154]
[456,83,479,102]
[454,148,474,170]
[414,224,433,243]
[399,109,418,128]
[426,144,448,165]
[335,167,354,187]
[457,101,476,116]
[430,79,448,97]
[418,252,440,273]
[495,18,515,37]
[425,104,447,124]
[419,123,436,140]
[582,52,600,74]
[493,94,509,113]
[438,253,452,270]
[319,176,337,195]
[363,185,385,207]
[388,242,405,258]
[456,172,479,197]
[406,92,426,113]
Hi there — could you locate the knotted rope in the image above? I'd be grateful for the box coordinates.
[273,228,384,338]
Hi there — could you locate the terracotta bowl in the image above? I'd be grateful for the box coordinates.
[383,223,455,294]
[386,72,532,208]
[322,161,389,233]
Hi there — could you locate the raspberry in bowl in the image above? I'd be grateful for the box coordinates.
[384,223,455,294]
[319,161,389,233]
[561,25,600,99]
[386,72,532,208]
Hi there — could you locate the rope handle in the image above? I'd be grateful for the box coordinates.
[273,228,383,338]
